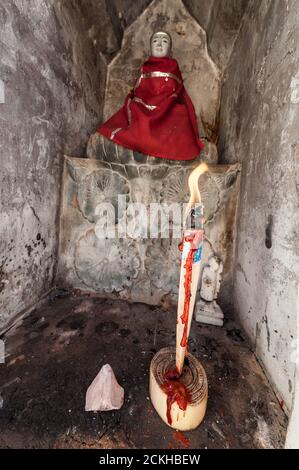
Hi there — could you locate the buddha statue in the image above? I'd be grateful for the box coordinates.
[97,31,204,161]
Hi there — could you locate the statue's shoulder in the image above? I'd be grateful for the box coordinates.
[168,58,182,77]
[162,57,179,67]
[168,57,181,70]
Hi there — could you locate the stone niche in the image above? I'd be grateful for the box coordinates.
[57,0,241,308]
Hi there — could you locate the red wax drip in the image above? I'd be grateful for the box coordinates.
[162,368,190,426]
[173,430,191,448]
[164,367,180,380]
[162,233,197,426]
[178,240,184,251]
[180,235,196,348]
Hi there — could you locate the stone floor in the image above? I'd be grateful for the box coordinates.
[0,291,287,449]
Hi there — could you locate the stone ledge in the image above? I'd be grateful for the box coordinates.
[58,154,241,305]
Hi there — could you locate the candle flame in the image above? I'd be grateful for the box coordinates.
[184,162,209,222]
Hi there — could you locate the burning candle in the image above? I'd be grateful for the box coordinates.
[161,163,208,425]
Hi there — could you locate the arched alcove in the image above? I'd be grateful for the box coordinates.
[58,1,241,316]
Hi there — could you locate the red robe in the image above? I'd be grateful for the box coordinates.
[97,56,205,161]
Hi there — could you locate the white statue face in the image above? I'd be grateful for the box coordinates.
[150,32,171,58]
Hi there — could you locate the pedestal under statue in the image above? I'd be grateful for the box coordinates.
[97,31,205,161]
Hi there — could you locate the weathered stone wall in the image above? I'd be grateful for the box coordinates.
[78,0,249,72]
[219,0,299,411]
[76,0,152,60]
[184,0,250,72]
[0,0,106,330]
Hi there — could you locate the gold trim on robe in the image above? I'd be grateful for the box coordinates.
[111,127,122,140]
[135,71,183,88]
[132,96,157,110]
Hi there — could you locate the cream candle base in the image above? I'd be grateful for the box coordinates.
[149,347,208,431]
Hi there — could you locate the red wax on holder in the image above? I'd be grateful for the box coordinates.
[162,368,190,426]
